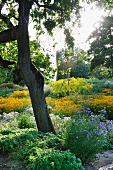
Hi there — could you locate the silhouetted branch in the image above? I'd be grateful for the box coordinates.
[0,26,18,43]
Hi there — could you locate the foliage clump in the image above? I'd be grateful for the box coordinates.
[17,113,36,129]
[26,147,84,170]
[64,115,107,163]
[49,77,93,98]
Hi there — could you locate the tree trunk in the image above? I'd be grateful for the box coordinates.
[17,0,55,133]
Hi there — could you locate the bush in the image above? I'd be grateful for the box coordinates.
[107,131,113,145]
[18,113,35,129]
[49,77,93,98]
[70,60,90,79]
[0,129,61,152]
[0,128,84,169]
[25,147,84,170]
[44,88,52,97]
[64,115,106,163]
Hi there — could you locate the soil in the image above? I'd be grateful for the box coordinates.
[0,150,113,170]
[0,153,10,170]
[0,153,25,170]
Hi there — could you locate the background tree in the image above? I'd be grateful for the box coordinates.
[57,47,90,79]
[70,59,90,78]
[0,0,80,133]
[88,16,113,77]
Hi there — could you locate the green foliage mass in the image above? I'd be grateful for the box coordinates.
[17,113,36,129]
[0,40,55,83]
[88,16,113,77]
[70,60,90,78]
[64,115,107,163]
[26,148,84,170]
[0,128,84,170]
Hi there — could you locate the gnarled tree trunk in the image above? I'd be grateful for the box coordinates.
[0,0,55,133]
[16,0,55,133]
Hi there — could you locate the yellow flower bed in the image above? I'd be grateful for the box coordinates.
[46,96,81,117]
[102,88,113,95]
[50,77,93,97]
[9,90,29,98]
[0,97,31,113]
[46,94,113,118]
[83,95,113,119]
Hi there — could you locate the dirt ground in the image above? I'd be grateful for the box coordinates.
[0,153,25,170]
[0,154,10,170]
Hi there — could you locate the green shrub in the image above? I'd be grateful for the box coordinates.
[0,129,64,154]
[44,88,52,97]
[0,129,38,152]
[70,60,90,79]
[107,131,113,145]
[25,147,84,170]
[0,87,15,97]
[64,116,106,163]
[18,113,35,129]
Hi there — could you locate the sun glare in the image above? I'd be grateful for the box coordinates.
[75,4,105,50]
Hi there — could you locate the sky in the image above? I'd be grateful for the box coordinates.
[74,3,105,50]
[29,2,105,52]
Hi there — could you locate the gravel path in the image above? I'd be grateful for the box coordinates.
[85,149,113,170]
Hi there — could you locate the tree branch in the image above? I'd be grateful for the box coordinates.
[0,13,14,28]
[0,55,15,68]
[0,26,18,43]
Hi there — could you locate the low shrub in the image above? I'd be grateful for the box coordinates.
[107,131,113,145]
[102,88,113,95]
[0,82,15,89]
[17,113,36,129]
[49,77,93,98]
[0,129,63,153]
[44,88,52,97]
[0,128,84,169]
[64,115,107,163]
[25,147,84,170]
[0,87,16,97]
[0,129,38,152]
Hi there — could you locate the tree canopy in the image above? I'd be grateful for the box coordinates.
[88,16,113,76]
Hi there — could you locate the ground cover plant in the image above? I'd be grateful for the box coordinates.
[0,78,113,169]
[0,129,84,170]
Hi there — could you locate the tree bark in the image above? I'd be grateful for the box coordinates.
[17,0,55,133]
